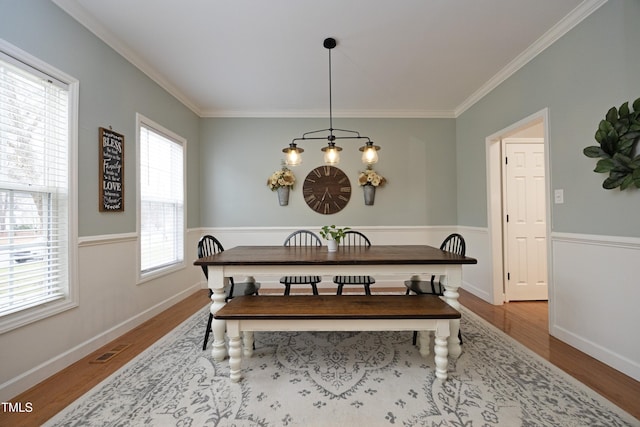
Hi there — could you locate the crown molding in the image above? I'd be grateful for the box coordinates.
[454,0,608,117]
[52,0,202,116]
[200,109,456,119]
[53,0,607,120]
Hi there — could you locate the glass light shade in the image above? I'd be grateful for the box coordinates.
[285,149,302,166]
[282,143,303,166]
[321,144,342,165]
[360,143,380,165]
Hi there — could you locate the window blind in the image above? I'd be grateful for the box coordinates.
[0,54,69,317]
[139,122,184,274]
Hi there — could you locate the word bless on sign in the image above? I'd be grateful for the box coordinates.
[99,127,124,212]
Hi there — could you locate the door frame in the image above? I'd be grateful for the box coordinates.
[485,108,552,304]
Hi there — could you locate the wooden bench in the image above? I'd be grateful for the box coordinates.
[214,294,461,382]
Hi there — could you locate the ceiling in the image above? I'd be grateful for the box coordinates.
[52,0,600,118]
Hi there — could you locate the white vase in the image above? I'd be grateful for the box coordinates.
[327,239,338,252]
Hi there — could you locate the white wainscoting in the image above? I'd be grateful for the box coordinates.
[550,232,640,381]
[0,230,204,401]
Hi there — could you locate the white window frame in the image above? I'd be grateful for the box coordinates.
[0,40,79,333]
[136,113,186,283]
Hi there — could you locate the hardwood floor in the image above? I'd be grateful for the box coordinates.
[2,288,638,426]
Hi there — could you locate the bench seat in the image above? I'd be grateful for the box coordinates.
[214,294,460,382]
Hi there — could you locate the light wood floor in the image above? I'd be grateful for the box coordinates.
[2,288,638,426]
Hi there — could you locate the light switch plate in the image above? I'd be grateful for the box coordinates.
[554,189,564,204]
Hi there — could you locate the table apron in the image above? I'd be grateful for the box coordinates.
[226,318,451,335]
[216,264,460,277]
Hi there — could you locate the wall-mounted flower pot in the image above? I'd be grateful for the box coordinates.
[363,185,375,205]
[277,186,290,206]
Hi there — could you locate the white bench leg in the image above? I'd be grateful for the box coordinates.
[434,320,450,381]
[434,336,449,380]
[226,321,242,382]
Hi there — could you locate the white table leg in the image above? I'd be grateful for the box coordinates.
[433,319,450,381]
[442,267,462,358]
[417,331,431,358]
[242,331,254,357]
[208,267,228,361]
[226,321,242,382]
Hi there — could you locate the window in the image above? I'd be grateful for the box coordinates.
[0,41,78,332]
[137,114,185,279]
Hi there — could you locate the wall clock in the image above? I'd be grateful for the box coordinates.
[302,166,351,214]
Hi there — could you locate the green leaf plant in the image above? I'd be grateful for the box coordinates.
[583,97,640,190]
[319,225,350,244]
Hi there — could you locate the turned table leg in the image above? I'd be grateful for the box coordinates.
[208,268,228,361]
[442,267,462,359]
[417,331,431,358]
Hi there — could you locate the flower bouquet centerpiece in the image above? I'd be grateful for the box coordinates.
[358,167,386,205]
[267,166,295,206]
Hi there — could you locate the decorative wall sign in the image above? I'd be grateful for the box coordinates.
[99,127,125,211]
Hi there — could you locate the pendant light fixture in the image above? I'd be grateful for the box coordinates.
[282,37,380,166]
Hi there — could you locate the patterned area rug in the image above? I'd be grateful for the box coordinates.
[45,304,637,427]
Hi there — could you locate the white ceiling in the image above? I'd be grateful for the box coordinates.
[52,0,602,118]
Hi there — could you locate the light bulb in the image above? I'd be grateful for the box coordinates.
[361,146,378,164]
[323,147,340,165]
[286,149,301,166]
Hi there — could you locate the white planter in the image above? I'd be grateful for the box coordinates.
[327,239,338,252]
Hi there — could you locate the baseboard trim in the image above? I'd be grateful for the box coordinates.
[551,324,640,382]
[0,284,201,401]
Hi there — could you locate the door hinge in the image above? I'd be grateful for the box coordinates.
[507,272,510,280]
[505,156,508,165]
[506,214,509,222]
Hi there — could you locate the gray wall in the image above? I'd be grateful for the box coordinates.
[200,117,457,227]
[0,0,201,236]
[0,0,203,399]
[457,0,640,237]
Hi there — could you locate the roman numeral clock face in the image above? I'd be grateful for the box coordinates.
[302,166,351,214]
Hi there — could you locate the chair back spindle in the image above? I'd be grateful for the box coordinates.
[441,233,465,256]
[280,230,322,295]
[340,230,371,249]
[284,230,322,247]
[197,235,225,279]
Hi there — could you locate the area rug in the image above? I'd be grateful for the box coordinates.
[45,304,637,427]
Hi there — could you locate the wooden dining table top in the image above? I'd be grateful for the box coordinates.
[193,245,477,267]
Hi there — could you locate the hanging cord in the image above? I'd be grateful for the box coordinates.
[328,43,334,139]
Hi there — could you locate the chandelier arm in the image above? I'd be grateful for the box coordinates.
[293,136,334,142]
[331,128,365,138]
[283,37,380,166]
[301,128,333,138]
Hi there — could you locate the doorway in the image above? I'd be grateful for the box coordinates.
[486,109,551,304]
[503,138,548,301]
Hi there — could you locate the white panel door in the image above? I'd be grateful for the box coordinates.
[504,141,548,301]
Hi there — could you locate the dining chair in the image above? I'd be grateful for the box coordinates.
[198,235,260,351]
[333,230,375,295]
[404,233,465,344]
[280,230,322,295]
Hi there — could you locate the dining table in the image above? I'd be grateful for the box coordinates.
[193,244,477,362]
